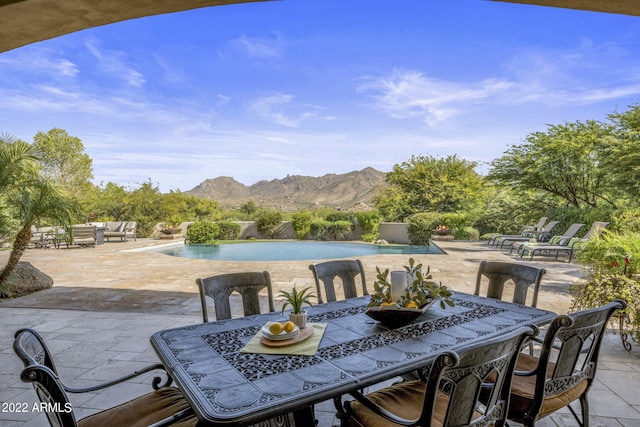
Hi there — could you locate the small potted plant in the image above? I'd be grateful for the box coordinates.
[278,286,317,329]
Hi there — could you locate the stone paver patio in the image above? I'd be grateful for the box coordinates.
[1,238,638,426]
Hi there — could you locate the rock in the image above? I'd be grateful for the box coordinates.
[3,262,53,298]
[375,239,389,245]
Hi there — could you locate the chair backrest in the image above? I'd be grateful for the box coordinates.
[308,259,368,304]
[13,328,78,427]
[196,271,274,322]
[521,300,625,421]
[540,220,559,233]
[418,325,537,426]
[582,221,610,240]
[556,223,585,245]
[474,261,546,307]
[531,216,548,231]
[71,225,96,245]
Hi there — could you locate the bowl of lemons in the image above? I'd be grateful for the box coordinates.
[262,321,299,341]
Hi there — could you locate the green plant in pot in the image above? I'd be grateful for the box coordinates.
[278,286,317,329]
[572,230,640,348]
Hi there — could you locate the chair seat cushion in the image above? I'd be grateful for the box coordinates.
[509,353,588,419]
[347,380,480,427]
[78,387,197,427]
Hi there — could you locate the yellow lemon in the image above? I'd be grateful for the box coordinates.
[283,321,296,333]
[269,322,284,335]
[380,301,396,307]
[405,301,419,309]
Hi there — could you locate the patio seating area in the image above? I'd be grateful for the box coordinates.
[1,238,638,426]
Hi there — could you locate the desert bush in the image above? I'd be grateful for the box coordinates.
[291,211,313,240]
[215,221,241,240]
[331,220,354,240]
[407,212,441,245]
[325,212,353,222]
[256,210,283,239]
[186,221,219,244]
[354,211,381,242]
[310,220,332,240]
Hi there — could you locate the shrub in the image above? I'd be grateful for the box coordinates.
[256,210,283,239]
[186,221,219,244]
[454,226,480,240]
[310,220,332,240]
[407,212,441,245]
[216,221,241,240]
[572,230,640,345]
[291,211,313,240]
[325,212,353,222]
[330,220,354,240]
[354,211,381,242]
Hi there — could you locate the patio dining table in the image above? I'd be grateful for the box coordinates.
[150,292,556,426]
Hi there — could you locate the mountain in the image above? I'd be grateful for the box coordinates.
[186,167,387,211]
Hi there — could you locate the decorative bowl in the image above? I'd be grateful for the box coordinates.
[365,299,437,328]
[365,306,423,327]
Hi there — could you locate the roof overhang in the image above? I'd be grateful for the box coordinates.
[0,0,638,55]
[0,0,265,53]
[492,0,640,16]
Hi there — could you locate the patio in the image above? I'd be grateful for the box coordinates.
[1,239,639,426]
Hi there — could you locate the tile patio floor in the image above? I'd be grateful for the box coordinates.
[1,239,639,426]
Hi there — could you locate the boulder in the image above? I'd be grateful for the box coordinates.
[3,262,53,297]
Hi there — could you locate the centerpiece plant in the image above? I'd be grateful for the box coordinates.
[278,286,317,328]
[369,258,454,310]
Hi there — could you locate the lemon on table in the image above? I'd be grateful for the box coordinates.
[269,322,284,335]
[283,321,296,333]
[405,301,419,309]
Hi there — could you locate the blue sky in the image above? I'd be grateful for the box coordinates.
[1,1,640,192]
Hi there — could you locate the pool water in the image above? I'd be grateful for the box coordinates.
[145,241,444,261]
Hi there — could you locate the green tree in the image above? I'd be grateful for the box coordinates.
[375,154,484,221]
[605,104,640,201]
[32,128,93,198]
[488,120,616,209]
[0,137,80,294]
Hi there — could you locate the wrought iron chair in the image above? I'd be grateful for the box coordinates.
[308,259,368,304]
[13,328,197,427]
[196,271,275,322]
[335,325,537,427]
[474,260,547,308]
[506,300,626,427]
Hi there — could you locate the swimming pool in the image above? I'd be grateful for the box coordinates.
[142,241,444,261]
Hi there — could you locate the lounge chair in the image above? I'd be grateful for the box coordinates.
[510,222,585,255]
[68,225,97,248]
[521,221,610,261]
[104,221,127,242]
[124,221,137,241]
[492,220,559,249]
[487,216,548,245]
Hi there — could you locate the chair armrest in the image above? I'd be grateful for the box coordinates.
[147,407,195,427]
[346,389,419,426]
[64,363,172,393]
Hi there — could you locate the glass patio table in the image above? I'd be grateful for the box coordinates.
[150,292,555,426]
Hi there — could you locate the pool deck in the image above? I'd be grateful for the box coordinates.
[1,238,639,426]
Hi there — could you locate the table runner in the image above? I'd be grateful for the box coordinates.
[240,323,327,356]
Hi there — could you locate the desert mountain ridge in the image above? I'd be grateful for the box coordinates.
[185,167,388,211]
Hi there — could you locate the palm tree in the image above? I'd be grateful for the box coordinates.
[0,136,80,295]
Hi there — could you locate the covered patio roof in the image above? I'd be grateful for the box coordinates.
[0,0,638,55]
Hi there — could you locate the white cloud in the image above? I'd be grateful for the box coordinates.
[85,41,145,87]
[229,33,284,59]
[357,69,512,126]
[249,92,318,127]
[0,47,79,77]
